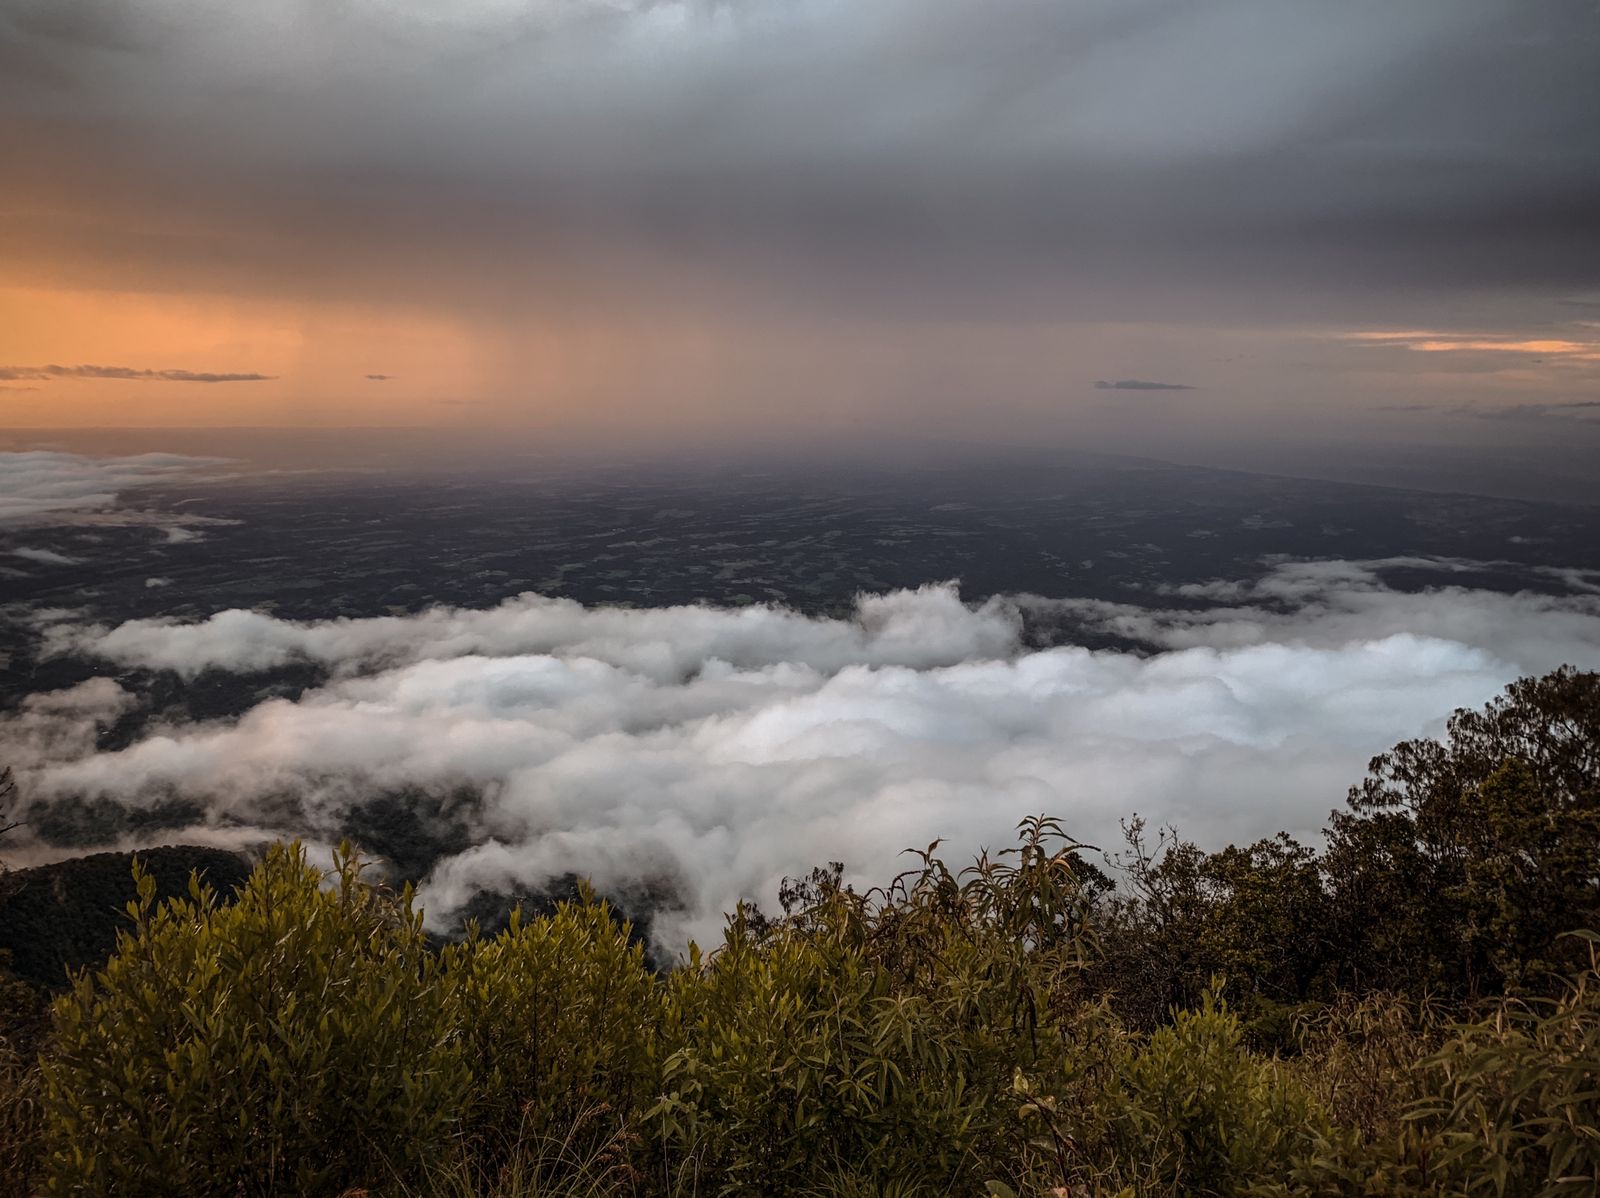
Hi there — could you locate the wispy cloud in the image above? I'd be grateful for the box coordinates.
[10,547,81,566]
[365,374,394,382]
[1341,331,1600,362]
[0,451,228,525]
[0,364,275,383]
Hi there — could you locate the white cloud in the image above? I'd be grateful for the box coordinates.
[54,584,1019,680]
[12,562,1600,951]
[0,678,135,771]
[1025,557,1600,677]
[0,451,227,525]
[11,547,80,566]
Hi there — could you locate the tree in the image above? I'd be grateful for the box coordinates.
[1324,666,1600,1000]
[1099,820,1330,1033]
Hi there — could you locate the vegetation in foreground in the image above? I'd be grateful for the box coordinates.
[0,667,1596,1197]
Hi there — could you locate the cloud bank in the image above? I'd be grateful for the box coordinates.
[10,560,1600,950]
[0,451,227,525]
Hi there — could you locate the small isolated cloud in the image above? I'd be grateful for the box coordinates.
[0,365,274,383]
[10,547,80,566]
[0,451,228,525]
[14,560,1600,951]
[1467,399,1600,424]
[1093,379,1197,391]
[365,374,394,382]
[144,577,172,588]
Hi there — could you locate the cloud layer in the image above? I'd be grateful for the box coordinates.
[5,0,1598,317]
[0,451,226,525]
[11,560,1600,949]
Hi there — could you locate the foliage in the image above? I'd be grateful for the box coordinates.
[0,1026,44,1198]
[1112,995,1325,1196]
[1408,943,1600,1196]
[1263,939,1600,1198]
[1325,665,1600,1000]
[1007,992,1326,1198]
[442,889,661,1163]
[11,667,1600,1197]
[40,843,468,1197]
[1099,824,1330,1036]
[651,818,1100,1196]
[409,1107,646,1198]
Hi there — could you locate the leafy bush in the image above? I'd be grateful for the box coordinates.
[0,1031,43,1198]
[1112,994,1326,1196]
[409,1107,645,1198]
[1007,993,1324,1198]
[651,819,1101,1196]
[443,889,661,1163]
[1263,944,1600,1198]
[40,843,468,1197]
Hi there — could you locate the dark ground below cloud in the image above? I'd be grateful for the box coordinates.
[4,442,1600,951]
[5,442,1600,729]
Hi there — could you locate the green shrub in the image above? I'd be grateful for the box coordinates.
[1267,942,1600,1198]
[443,890,661,1161]
[651,819,1102,1197]
[0,1034,43,1198]
[40,843,468,1197]
[651,912,960,1195]
[408,1107,645,1198]
[1009,992,1325,1198]
[1109,993,1326,1196]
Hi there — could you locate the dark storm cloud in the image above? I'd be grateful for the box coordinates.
[2,0,1597,319]
[0,365,274,383]
[1093,380,1196,392]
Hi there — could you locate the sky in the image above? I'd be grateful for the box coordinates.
[2,0,1599,461]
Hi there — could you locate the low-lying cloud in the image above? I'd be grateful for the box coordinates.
[0,450,227,525]
[9,559,1600,950]
[10,547,80,566]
